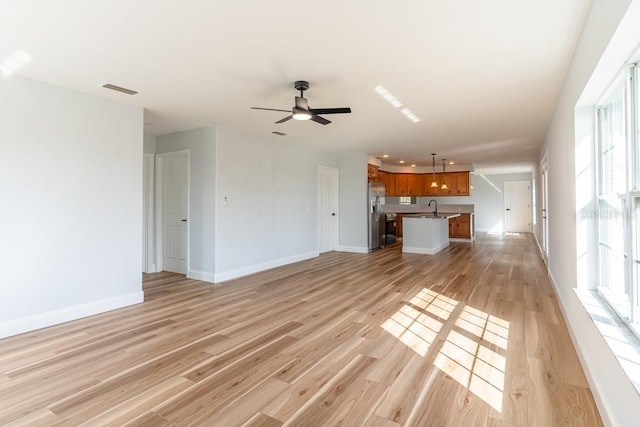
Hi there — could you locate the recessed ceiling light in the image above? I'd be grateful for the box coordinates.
[411,164,416,167]
[374,86,402,108]
[449,161,454,165]
[382,154,390,158]
[399,160,405,164]
[400,108,421,123]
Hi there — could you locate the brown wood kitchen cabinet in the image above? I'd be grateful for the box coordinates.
[376,171,470,197]
[406,174,423,196]
[453,172,470,196]
[367,164,380,181]
[424,174,440,196]
[383,172,395,196]
[394,174,408,195]
[449,213,473,239]
[378,170,386,186]
[440,173,455,195]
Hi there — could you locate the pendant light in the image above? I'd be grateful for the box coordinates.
[430,153,438,188]
[441,159,448,191]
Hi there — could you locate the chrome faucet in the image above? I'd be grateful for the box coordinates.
[428,199,438,216]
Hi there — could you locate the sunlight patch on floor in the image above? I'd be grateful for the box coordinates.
[382,288,509,412]
[381,288,457,356]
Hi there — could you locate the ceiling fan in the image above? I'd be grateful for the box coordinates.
[251,80,351,125]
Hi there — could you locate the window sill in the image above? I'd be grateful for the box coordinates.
[575,289,640,394]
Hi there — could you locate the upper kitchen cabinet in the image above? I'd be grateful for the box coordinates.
[383,172,395,196]
[394,174,408,195]
[440,172,470,196]
[440,173,455,196]
[378,170,386,185]
[367,164,380,181]
[406,174,423,196]
[453,172,470,196]
[375,171,470,197]
[424,174,440,196]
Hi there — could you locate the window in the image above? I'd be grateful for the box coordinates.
[596,65,640,331]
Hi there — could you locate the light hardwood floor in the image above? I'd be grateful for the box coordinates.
[0,233,602,426]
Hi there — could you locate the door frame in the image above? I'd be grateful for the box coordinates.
[503,180,532,233]
[143,153,156,273]
[317,165,339,253]
[155,150,191,274]
[540,153,549,264]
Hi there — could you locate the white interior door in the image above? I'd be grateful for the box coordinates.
[158,151,189,274]
[504,180,531,233]
[318,166,339,253]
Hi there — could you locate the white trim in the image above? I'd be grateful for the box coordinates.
[155,155,164,272]
[0,292,144,339]
[402,242,449,255]
[214,251,319,283]
[545,271,614,427]
[155,150,190,274]
[143,153,156,273]
[449,238,474,243]
[188,269,216,283]
[337,245,368,253]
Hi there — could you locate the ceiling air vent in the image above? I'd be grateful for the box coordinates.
[102,83,138,95]
[271,131,287,136]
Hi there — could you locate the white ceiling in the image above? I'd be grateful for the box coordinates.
[1,0,592,173]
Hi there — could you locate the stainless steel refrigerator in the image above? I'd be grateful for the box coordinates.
[368,182,386,251]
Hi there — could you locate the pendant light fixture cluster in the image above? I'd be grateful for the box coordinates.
[430,153,438,188]
[441,159,448,190]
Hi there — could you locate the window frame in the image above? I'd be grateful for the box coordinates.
[596,64,640,332]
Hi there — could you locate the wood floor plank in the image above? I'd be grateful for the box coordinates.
[0,233,603,425]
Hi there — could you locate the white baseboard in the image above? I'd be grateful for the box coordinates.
[0,291,144,339]
[337,245,368,253]
[450,238,475,243]
[188,269,216,283]
[214,251,319,283]
[402,243,448,255]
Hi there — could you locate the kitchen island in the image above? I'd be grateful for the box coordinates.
[402,213,460,254]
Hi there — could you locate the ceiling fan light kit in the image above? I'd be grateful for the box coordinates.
[251,80,351,125]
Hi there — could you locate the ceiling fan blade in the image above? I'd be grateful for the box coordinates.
[275,115,293,124]
[310,115,331,125]
[251,107,291,113]
[309,107,351,115]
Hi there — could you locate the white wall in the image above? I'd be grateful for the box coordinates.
[156,127,217,281]
[214,126,338,281]
[143,133,157,153]
[417,173,532,233]
[0,76,144,338]
[338,153,368,252]
[537,0,640,425]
